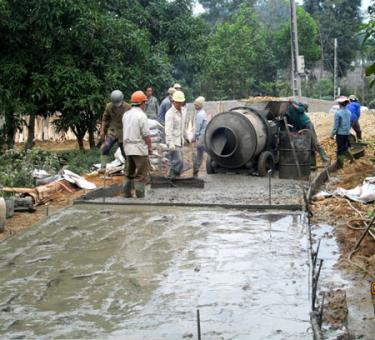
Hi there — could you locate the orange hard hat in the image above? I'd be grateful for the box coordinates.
[131,90,147,105]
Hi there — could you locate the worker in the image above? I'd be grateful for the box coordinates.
[286,98,330,167]
[122,91,152,198]
[165,90,187,178]
[347,94,362,141]
[331,96,354,169]
[158,87,176,124]
[99,90,131,173]
[192,96,208,177]
[173,83,182,91]
[144,86,159,120]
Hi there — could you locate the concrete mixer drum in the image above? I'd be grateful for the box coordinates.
[205,106,279,176]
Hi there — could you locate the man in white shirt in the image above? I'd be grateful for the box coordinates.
[165,90,187,178]
[122,91,152,197]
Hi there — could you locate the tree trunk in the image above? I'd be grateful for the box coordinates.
[77,136,85,151]
[25,113,36,150]
[88,127,96,149]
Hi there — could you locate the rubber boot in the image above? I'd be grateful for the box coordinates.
[357,131,362,141]
[318,147,330,167]
[337,155,345,169]
[123,178,133,198]
[135,182,145,198]
[345,150,355,163]
[100,155,109,174]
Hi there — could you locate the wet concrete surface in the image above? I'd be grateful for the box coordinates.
[312,224,375,339]
[94,173,305,207]
[0,205,311,339]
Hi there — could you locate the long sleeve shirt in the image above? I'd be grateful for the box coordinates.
[122,107,150,156]
[158,96,172,124]
[347,101,361,123]
[165,106,186,148]
[194,108,208,143]
[102,102,131,139]
[331,107,351,137]
[145,96,159,120]
[286,103,310,131]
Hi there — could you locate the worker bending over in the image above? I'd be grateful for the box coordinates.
[122,91,152,198]
[347,94,362,141]
[100,90,131,173]
[192,96,208,177]
[331,96,354,169]
[286,98,330,167]
[165,90,187,178]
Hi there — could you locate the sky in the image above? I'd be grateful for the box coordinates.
[193,0,373,16]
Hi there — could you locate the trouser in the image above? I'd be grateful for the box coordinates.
[127,155,150,183]
[169,146,183,176]
[351,120,362,140]
[102,135,126,159]
[336,134,349,156]
[193,143,205,172]
[303,122,329,163]
[124,155,150,198]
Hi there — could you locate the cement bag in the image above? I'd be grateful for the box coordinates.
[150,157,159,165]
[150,129,161,137]
[148,119,163,130]
[114,147,125,164]
[151,135,161,143]
[185,118,195,143]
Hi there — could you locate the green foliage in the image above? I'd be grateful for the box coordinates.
[362,4,375,87]
[272,6,320,70]
[0,149,61,187]
[304,0,362,77]
[58,149,102,175]
[201,5,275,99]
[0,148,101,188]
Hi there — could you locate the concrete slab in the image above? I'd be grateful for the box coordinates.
[86,173,306,207]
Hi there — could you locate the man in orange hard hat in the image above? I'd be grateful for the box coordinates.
[122,91,153,198]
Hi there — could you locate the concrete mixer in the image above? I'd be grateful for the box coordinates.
[204,101,289,176]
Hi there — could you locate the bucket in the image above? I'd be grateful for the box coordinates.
[279,131,311,180]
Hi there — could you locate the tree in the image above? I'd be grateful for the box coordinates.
[201,5,276,99]
[199,0,257,26]
[304,0,362,77]
[362,2,375,87]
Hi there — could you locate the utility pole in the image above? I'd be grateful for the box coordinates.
[333,38,337,99]
[290,0,302,97]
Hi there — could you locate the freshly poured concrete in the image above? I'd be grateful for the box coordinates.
[0,205,311,339]
[94,173,305,207]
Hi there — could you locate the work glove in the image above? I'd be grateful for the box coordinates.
[169,145,176,152]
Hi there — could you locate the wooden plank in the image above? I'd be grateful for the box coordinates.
[150,176,204,189]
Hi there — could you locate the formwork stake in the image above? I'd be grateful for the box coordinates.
[312,259,324,310]
[197,309,201,340]
[103,175,107,203]
[319,292,325,328]
[268,169,272,205]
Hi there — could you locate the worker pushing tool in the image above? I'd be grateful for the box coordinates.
[286,98,330,168]
[347,94,362,141]
[122,91,153,198]
[99,90,131,173]
[331,96,355,169]
[165,90,188,179]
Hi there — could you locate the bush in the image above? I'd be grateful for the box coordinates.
[0,148,102,189]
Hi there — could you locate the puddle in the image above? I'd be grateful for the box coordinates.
[0,206,311,339]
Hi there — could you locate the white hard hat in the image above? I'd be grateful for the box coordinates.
[173,83,182,90]
[172,90,185,103]
[194,96,205,108]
